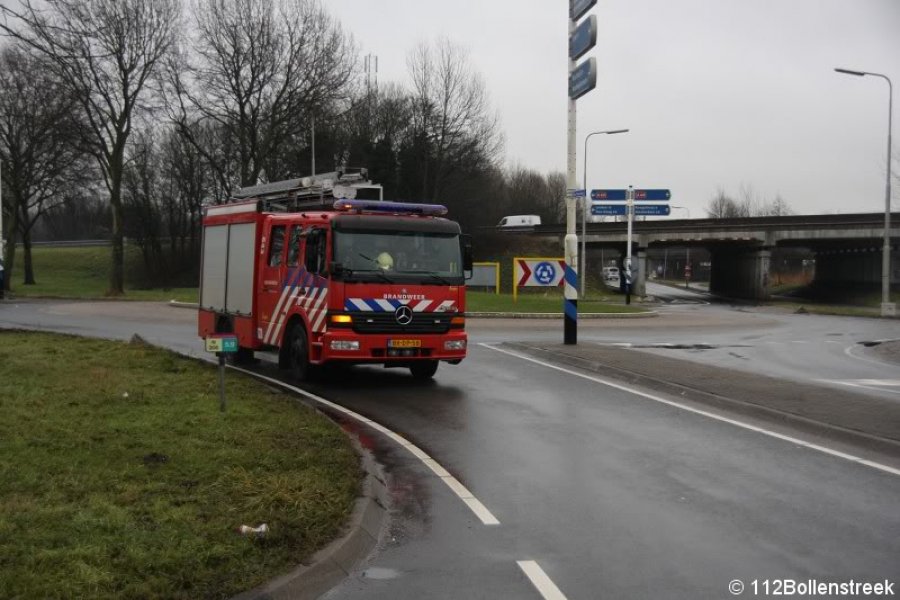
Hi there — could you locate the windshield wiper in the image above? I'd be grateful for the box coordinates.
[408,271,452,285]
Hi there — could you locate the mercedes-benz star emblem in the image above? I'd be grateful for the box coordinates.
[395,305,413,326]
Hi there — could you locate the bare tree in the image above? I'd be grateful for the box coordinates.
[168,0,356,189]
[708,185,794,217]
[0,0,180,295]
[406,38,503,202]
[764,193,793,216]
[0,46,87,289]
[706,187,740,218]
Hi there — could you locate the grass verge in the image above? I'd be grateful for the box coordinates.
[7,245,197,302]
[0,331,359,599]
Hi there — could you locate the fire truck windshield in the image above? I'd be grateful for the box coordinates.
[334,230,463,284]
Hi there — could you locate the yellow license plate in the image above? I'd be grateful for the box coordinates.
[388,339,421,348]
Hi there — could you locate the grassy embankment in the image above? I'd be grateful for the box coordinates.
[0,331,359,599]
[7,245,197,302]
[7,245,648,313]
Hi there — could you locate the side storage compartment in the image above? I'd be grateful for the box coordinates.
[200,222,257,316]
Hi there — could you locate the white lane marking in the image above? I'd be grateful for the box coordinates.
[843,343,897,369]
[791,340,809,344]
[480,343,900,478]
[517,560,569,600]
[819,379,900,396]
[227,366,501,526]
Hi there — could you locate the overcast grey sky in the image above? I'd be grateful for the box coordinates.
[328,0,899,217]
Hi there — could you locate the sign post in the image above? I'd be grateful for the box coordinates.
[565,0,598,345]
[205,334,238,412]
[625,186,634,304]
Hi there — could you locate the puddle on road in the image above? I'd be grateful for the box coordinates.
[363,567,402,580]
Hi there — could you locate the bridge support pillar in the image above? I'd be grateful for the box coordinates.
[709,247,771,301]
[634,248,647,297]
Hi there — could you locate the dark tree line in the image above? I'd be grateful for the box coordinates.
[0,0,564,294]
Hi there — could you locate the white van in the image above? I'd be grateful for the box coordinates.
[602,266,621,289]
[497,215,541,228]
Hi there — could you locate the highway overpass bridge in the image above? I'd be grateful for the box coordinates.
[525,212,899,300]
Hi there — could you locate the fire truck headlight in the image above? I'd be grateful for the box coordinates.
[443,340,466,351]
[330,340,360,351]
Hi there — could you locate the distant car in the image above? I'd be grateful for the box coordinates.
[497,215,541,228]
[602,266,620,289]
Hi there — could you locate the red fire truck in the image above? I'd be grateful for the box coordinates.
[198,173,472,380]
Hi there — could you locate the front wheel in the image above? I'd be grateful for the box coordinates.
[409,360,438,380]
[287,323,316,381]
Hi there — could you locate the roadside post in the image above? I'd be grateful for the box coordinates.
[565,0,599,345]
[625,186,634,304]
[205,334,238,412]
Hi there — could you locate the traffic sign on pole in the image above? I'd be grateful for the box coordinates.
[567,188,586,198]
[570,0,597,21]
[569,15,597,61]
[590,189,627,201]
[569,57,597,100]
[633,204,671,216]
[633,189,671,201]
[591,204,627,216]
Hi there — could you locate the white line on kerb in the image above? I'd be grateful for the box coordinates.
[228,366,501,526]
[517,560,569,600]
[480,344,900,478]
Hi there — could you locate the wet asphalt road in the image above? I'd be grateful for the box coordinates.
[1,299,899,599]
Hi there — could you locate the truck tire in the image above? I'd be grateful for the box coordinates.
[288,322,316,381]
[409,360,438,380]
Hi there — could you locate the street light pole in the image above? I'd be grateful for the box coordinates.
[581,128,629,298]
[835,67,895,317]
[671,205,691,280]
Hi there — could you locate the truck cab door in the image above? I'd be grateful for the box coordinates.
[259,223,288,344]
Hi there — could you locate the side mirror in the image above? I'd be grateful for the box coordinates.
[461,234,473,278]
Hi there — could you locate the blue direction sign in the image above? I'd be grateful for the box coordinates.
[569,15,597,61]
[567,188,586,198]
[634,204,671,216]
[634,189,671,201]
[569,57,596,100]
[570,0,597,21]
[591,189,627,201]
[591,204,672,216]
[591,204,627,216]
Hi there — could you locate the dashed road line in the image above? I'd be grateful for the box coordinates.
[228,366,501,526]
[517,560,569,600]
[480,343,900,478]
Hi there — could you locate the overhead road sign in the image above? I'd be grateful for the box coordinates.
[633,189,671,201]
[569,57,597,100]
[569,15,597,61]
[570,0,597,21]
[591,189,627,201]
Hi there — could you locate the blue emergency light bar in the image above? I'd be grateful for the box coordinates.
[333,199,448,216]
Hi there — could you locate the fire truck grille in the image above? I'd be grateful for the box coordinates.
[350,312,453,334]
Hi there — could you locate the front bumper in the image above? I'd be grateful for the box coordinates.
[319,330,467,364]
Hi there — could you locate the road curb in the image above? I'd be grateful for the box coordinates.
[467,310,657,319]
[230,438,388,600]
[168,300,655,318]
[168,300,199,309]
